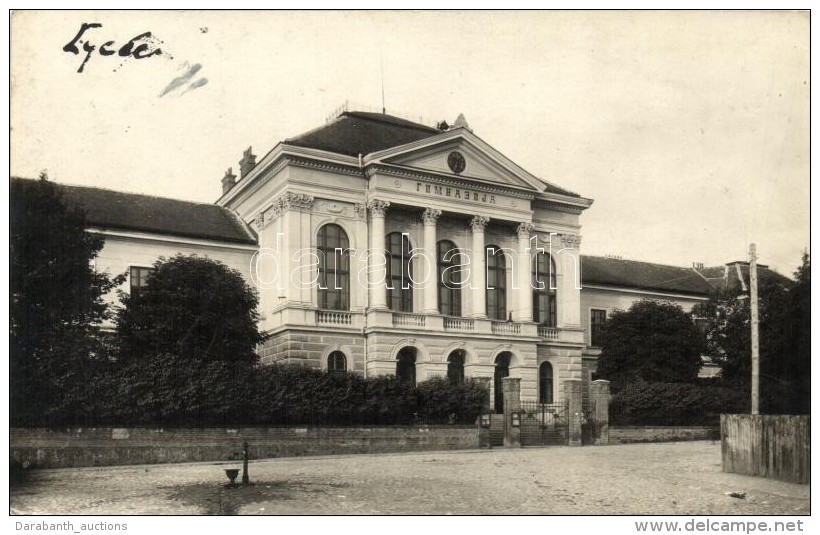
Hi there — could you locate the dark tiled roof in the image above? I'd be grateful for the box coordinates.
[285,111,440,157]
[581,255,711,296]
[698,262,793,290]
[12,177,257,245]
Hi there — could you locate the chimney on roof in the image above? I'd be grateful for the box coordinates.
[239,147,257,178]
[222,167,237,195]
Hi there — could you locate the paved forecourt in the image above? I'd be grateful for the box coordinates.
[10,442,810,515]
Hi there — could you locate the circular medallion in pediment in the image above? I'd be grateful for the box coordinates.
[447,151,466,174]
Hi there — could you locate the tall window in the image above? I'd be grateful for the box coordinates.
[129,266,154,300]
[396,347,416,384]
[532,253,557,327]
[386,232,413,312]
[590,309,607,347]
[317,224,350,310]
[539,362,554,404]
[328,351,347,375]
[486,245,507,320]
[447,350,465,385]
[437,240,462,316]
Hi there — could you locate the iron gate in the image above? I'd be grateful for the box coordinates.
[519,401,569,446]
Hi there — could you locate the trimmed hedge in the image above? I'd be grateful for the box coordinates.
[610,381,749,426]
[25,357,489,427]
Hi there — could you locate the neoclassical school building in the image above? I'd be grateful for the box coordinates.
[216,111,594,410]
[17,109,725,410]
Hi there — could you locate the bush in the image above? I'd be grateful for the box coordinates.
[416,377,489,424]
[93,361,490,427]
[610,381,748,426]
[102,353,258,427]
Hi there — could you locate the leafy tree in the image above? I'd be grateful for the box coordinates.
[789,252,810,413]
[694,254,808,414]
[595,300,704,390]
[10,174,123,426]
[115,254,262,364]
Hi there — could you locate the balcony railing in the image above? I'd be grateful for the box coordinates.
[392,313,426,328]
[538,326,559,340]
[443,317,475,331]
[316,310,352,326]
[491,321,521,335]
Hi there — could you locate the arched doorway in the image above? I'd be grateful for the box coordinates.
[447,349,465,385]
[494,352,512,413]
[396,347,417,384]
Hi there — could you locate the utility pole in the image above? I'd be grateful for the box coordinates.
[749,243,760,415]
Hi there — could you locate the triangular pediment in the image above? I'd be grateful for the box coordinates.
[365,129,548,192]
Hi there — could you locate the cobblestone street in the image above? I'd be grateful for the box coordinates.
[10,442,810,515]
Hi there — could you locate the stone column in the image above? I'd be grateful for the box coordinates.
[421,208,441,314]
[590,379,610,445]
[502,377,522,448]
[470,215,489,318]
[515,222,534,322]
[368,200,390,310]
[557,234,582,329]
[563,378,583,446]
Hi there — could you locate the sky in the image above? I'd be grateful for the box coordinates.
[9,10,810,275]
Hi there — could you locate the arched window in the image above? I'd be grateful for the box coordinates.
[386,232,413,312]
[317,224,350,310]
[532,252,557,327]
[447,350,465,385]
[396,347,417,384]
[494,352,511,413]
[437,240,462,316]
[539,362,554,404]
[328,351,347,375]
[486,245,507,321]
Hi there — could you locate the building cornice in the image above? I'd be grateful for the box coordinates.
[218,144,361,207]
[287,156,363,177]
[533,196,593,215]
[581,283,708,301]
[86,227,259,251]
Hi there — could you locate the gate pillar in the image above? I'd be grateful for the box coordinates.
[502,377,521,448]
[563,378,583,446]
[590,380,610,445]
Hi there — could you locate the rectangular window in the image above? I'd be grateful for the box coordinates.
[129,266,154,300]
[590,309,607,347]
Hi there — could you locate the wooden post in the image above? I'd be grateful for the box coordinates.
[750,244,760,415]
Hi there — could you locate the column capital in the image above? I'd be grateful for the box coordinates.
[470,215,490,232]
[421,208,442,225]
[516,222,535,239]
[560,233,582,249]
[367,199,390,217]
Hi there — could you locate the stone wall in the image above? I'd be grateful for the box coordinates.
[11,426,479,469]
[609,426,719,444]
